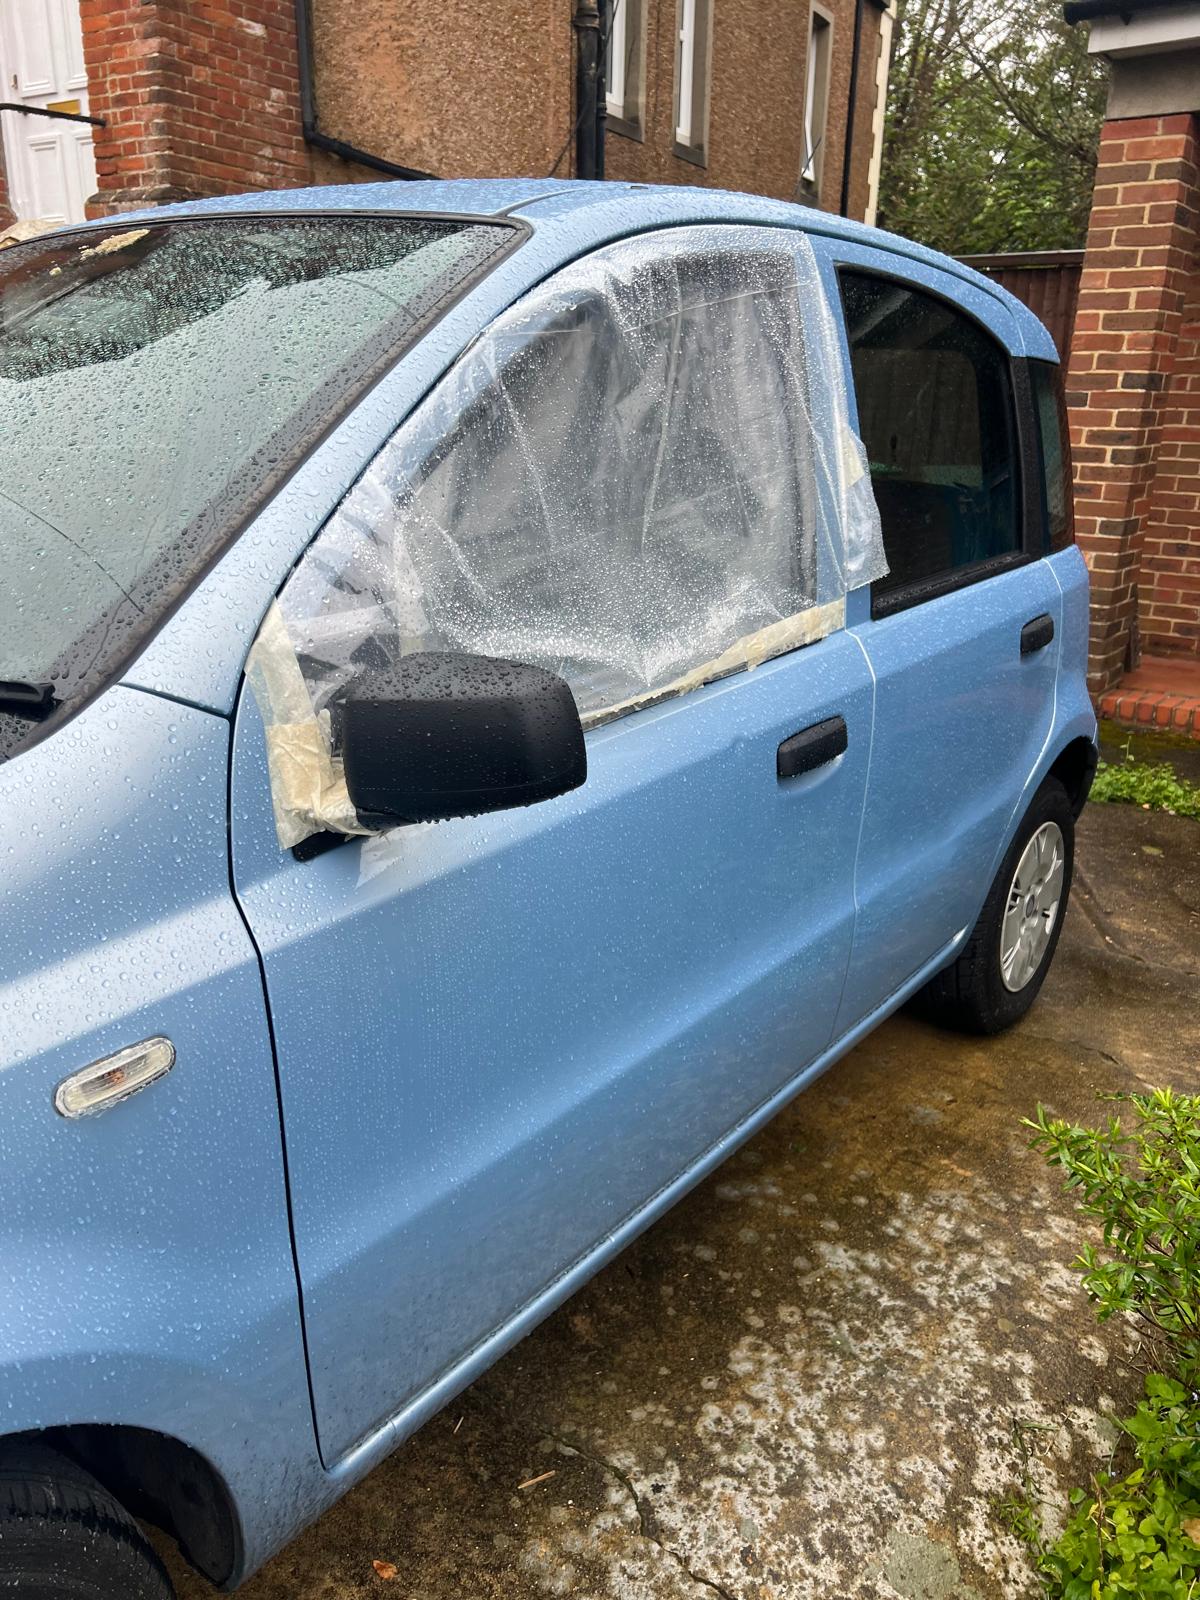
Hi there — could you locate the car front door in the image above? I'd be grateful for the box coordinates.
[230,224,880,1464]
[825,249,1062,1031]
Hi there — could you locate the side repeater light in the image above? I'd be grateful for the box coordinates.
[54,1037,176,1119]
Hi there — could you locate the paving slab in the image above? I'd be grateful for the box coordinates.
[163,803,1200,1600]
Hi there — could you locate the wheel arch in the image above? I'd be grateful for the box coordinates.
[1046,733,1099,818]
[0,1424,243,1587]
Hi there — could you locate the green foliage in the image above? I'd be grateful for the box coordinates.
[1027,1093,1200,1375]
[1005,1094,1200,1597]
[878,0,1109,254]
[1031,1378,1200,1599]
[1090,748,1200,820]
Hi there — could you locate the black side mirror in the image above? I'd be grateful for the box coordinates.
[338,652,587,827]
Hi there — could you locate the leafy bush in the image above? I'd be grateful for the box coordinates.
[1090,750,1200,819]
[1006,1093,1200,1598]
[1027,1092,1200,1376]
[1037,1376,1200,1600]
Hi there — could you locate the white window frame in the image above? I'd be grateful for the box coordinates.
[801,6,833,198]
[674,0,711,164]
[604,0,644,138]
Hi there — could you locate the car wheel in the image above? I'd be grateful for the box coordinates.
[0,1441,174,1600]
[910,777,1074,1036]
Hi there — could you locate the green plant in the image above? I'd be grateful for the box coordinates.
[880,0,1108,253]
[1038,1378,1200,1599]
[1027,1092,1200,1376]
[1090,746,1200,819]
[1002,1094,1200,1597]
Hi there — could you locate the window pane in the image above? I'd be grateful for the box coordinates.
[605,0,627,114]
[1031,360,1073,551]
[839,270,1020,600]
[676,0,697,144]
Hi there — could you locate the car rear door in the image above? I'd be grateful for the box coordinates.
[820,245,1062,1032]
[229,224,879,1464]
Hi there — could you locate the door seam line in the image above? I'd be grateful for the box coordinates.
[222,685,329,1471]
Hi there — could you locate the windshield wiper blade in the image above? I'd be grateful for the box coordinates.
[0,680,57,719]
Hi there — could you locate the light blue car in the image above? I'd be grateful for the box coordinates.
[0,180,1096,1598]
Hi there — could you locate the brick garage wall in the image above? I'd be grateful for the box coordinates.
[80,0,312,215]
[1136,265,1200,658]
[1066,112,1200,689]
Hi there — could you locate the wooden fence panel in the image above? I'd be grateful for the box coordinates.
[957,250,1084,360]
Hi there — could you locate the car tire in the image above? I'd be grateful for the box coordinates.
[910,777,1075,1036]
[0,1440,175,1600]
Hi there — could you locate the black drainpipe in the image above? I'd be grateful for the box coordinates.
[293,0,435,181]
[596,0,608,179]
[573,0,602,180]
[838,0,866,217]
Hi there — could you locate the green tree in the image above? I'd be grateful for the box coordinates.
[877,0,1109,255]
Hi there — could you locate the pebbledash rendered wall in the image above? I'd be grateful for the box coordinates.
[76,1,886,221]
[1067,111,1200,685]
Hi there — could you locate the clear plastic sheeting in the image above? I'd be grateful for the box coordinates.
[257,225,886,847]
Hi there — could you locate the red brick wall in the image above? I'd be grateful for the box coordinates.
[80,0,312,215]
[1066,112,1200,688]
[1137,268,1200,658]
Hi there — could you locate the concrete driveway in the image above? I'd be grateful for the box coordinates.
[166,802,1199,1600]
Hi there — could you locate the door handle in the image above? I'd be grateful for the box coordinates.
[1020,613,1055,655]
[777,716,848,780]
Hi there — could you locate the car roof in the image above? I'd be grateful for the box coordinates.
[96,177,1057,362]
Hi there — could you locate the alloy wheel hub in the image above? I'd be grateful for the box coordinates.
[1000,821,1065,993]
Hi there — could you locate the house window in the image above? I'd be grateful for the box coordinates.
[674,0,710,164]
[605,0,643,138]
[801,8,832,199]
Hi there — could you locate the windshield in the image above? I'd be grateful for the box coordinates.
[0,212,516,761]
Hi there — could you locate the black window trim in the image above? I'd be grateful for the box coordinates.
[0,207,529,766]
[870,549,1036,619]
[833,261,1044,622]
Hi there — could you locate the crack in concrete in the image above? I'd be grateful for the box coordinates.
[539,1425,738,1600]
[1073,865,1147,965]
[1019,1032,1126,1072]
[1073,863,1200,981]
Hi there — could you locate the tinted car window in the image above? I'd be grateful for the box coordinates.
[839,269,1021,608]
[0,213,515,762]
[1030,360,1074,551]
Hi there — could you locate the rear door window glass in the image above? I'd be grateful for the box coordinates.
[838,269,1022,608]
